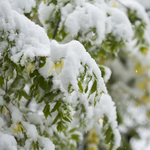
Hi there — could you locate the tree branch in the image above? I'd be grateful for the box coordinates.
[25,89,34,108]
[52,11,61,39]
[116,0,130,10]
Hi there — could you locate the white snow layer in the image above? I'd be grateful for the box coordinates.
[94,94,121,150]
[0,117,4,128]
[0,0,121,149]
[39,137,55,150]
[38,1,133,44]
[0,132,17,150]
[121,0,149,24]
[49,40,107,93]
[0,0,50,65]
[64,3,106,43]
[106,7,133,42]
[135,0,150,10]
[7,0,35,14]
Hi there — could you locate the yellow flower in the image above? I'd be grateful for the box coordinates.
[134,64,143,75]
[26,62,35,73]
[43,0,46,4]
[49,60,64,75]
[145,66,150,70]
[3,106,7,114]
[141,95,150,103]
[112,3,117,7]
[141,48,149,55]
[86,129,99,144]
[146,111,150,118]
[135,101,142,107]
[86,144,98,150]
[137,82,146,90]
[12,123,25,134]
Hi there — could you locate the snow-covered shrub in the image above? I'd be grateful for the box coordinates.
[0,0,150,150]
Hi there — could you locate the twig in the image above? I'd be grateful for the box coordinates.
[5,81,7,93]
[116,0,130,10]
[25,89,34,108]
[11,101,28,122]
[4,105,12,118]
[52,11,61,39]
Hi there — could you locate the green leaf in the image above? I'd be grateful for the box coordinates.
[63,116,72,123]
[0,106,3,114]
[51,113,60,126]
[99,66,105,78]
[104,125,114,144]
[37,97,44,103]
[30,69,40,78]
[94,98,97,107]
[38,76,48,90]
[51,0,57,5]
[43,89,61,103]
[9,75,25,92]
[39,57,46,68]
[0,76,4,88]
[51,102,61,113]
[71,134,80,141]
[69,127,78,133]
[43,104,51,118]
[32,141,39,150]
[57,121,65,132]
[85,75,92,93]
[88,79,97,97]
[46,76,53,92]
[78,80,84,93]
[68,84,74,93]
[70,144,76,150]
[20,90,30,99]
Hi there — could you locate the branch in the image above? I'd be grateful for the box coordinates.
[116,0,130,10]
[11,102,28,122]
[52,11,61,39]
[5,81,7,93]
[4,105,12,118]
[25,89,34,108]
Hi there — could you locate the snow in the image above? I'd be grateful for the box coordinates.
[94,94,121,150]
[106,7,133,42]
[38,2,55,32]
[135,0,150,10]
[0,96,4,106]
[0,0,124,149]
[26,124,38,141]
[0,117,4,128]
[39,2,107,44]
[0,0,50,65]
[121,0,149,24]
[49,40,107,94]
[7,0,35,14]
[64,3,106,43]
[11,108,22,123]
[131,128,150,150]
[39,137,55,150]
[100,65,112,83]
[0,132,17,150]
[27,113,43,125]
[38,0,136,47]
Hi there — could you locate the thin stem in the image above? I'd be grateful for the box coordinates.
[52,12,61,39]
[5,81,7,93]
[116,0,130,10]
[25,89,34,108]
[4,105,12,118]
[11,102,28,122]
